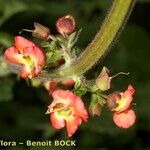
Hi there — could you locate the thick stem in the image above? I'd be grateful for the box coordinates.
[2,0,136,81]
[39,0,136,80]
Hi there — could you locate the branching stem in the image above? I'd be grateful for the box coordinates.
[1,0,136,81]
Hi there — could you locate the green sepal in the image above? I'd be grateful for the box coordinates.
[91,92,106,106]
[41,41,58,51]
[68,29,82,49]
[74,81,87,96]
[89,92,106,116]
[45,50,63,65]
[89,98,102,117]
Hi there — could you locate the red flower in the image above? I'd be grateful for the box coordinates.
[107,85,135,112]
[46,90,88,137]
[107,85,136,128]
[113,109,136,128]
[56,15,75,36]
[113,85,135,113]
[4,36,45,78]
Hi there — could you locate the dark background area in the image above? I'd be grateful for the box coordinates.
[0,0,150,149]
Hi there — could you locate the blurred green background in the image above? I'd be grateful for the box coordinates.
[0,0,150,149]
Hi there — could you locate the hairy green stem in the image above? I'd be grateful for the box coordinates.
[2,0,136,81]
[39,0,136,80]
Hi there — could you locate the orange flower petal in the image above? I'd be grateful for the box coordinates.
[23,46,45,66]
[48,90,88,137]
[50,113,65,129]
[21,65,32,78]
[66,116,82,137]
[4,47,23,64]
[23,46,45,77]
[5,36,45,79]
[52,90,76,105]
[74,96,88,122]
[14,36,35,53]
[113,109,136,128]
[115,85,135,113]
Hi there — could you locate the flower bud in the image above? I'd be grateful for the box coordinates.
[89,93,106,117]
[96,67,111,91]
[60,79,75,87]
[56,15,75,36]
[89,103,101,117]
[33,22,50,40]
[46,80,58,95]
[21,22,50,40]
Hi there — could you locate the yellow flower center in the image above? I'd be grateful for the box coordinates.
[23,56,34,67]
[53,103,74,120]
[22,56,35,75]
[114,94,127,112]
